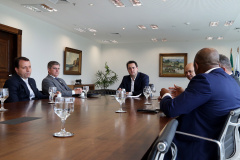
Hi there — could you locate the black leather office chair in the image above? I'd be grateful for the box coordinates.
[176,107,240,160]
[147,119,178,160]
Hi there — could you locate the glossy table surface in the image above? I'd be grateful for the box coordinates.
[0,96,171,160]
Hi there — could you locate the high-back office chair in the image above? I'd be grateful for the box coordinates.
[176,107,240,160]
[147,119,178,160]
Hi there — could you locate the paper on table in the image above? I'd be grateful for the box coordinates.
[127,93,142,98]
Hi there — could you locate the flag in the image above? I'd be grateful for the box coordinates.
[235,47,240,77]
[230,48,234,73]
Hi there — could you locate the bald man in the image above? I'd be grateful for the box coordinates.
[184,63,196,80]
[160,48,240,160]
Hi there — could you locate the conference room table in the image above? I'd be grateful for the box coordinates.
[0,95,172,160]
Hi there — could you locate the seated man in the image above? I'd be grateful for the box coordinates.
[219,54,240,86]
[118,60,149,96]
[160,48,240,160]
[42,61,82,97]
[4,57,48,102]
[158,63,195,99]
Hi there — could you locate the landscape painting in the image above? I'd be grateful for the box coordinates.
[64,47,82,75]
[159,53,187,77]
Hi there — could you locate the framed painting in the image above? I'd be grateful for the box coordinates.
[64,47,82,75]
[159,53,187,77]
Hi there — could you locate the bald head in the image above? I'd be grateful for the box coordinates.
[194,48,220,74]
[184,63,195,80]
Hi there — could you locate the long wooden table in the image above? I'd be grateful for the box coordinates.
[0,96,171,160]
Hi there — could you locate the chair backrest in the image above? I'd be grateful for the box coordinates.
[218,107,240,159]
[147,119,178,160]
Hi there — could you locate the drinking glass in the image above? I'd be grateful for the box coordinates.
[115,90,127,113]
[82,86,89,98]
[53,97,74,137]
[0,88,9,111]
[150,85,156,99]
[48,87,57,103]
[143,86,152,105]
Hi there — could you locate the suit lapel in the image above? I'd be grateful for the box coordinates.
[16,75,30,97]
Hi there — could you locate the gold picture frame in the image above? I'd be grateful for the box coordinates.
[64,47,82,75]
[159,53,187,77]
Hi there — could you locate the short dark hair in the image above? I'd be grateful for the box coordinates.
[14,57,30,68]
[219,54,232,72]
[126,60,138,68]
[48,61,60,69]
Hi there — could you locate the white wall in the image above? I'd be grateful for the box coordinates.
[102,41,240,92]
[0,4,102,88]
[1,3,240,93]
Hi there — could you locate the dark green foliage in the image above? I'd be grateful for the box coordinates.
[95,62,118,89]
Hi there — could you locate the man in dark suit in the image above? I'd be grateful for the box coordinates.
[219,54,240,86]
[118,60,149,96]
[4,57,48,103]
[42,61,82,97]
[160,48,240,160]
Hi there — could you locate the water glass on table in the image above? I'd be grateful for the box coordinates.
[0,88,9,111]
[53,97,74,137]
[115,90,127,113]
[82,86,89,98]
[143,86,152,105]
[48,87,57,103]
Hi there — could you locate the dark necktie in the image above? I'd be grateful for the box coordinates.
[55,78,68,90]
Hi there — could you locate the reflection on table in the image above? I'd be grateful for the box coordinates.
[0,96,171,160]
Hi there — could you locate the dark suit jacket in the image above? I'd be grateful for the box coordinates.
[160,68,240,160]
[42,75,72,97]
[118,72,149,96]
[231,74,240,86]
[3,74,48,103]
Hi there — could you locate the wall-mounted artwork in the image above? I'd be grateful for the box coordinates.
[159,53,187,77]
[64,47,82,75]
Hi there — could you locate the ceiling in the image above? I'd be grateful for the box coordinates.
[1,0,240,44]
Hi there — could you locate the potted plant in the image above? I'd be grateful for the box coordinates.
[95,62,118,94]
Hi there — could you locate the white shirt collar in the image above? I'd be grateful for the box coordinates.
[205,67,220,74]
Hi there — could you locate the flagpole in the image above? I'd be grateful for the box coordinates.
[235,47,240,77]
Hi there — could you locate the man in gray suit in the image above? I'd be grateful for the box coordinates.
[219,54,240,86]
[42,61,82,96]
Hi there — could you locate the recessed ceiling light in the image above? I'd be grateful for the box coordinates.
[151,38,158,42]
[41,4,57,12]
[217,36,224,40]
[111,0,125,7]
[184,22,190,25]
[206,36,213,40]
[74,28,85,32]
[22,4,57,12]
[138,25,146,30]
[209,21,219,27]
[150,25,158,29]
[110,40,118,43]
[122,27,125,30]
[88,28,97,32]
[224,21,234,26]
[130,0,142,6]
[89,3,94,6]
[162,38,167,42]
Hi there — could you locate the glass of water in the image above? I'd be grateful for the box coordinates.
[82,86,89,98]
[115,90,127,113]
[143,86,152,105]
[0,88,9,111]
[53,97,74,137]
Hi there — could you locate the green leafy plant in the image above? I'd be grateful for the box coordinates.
[95,62,118,89]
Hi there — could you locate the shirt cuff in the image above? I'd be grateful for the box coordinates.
[128,92,133,96]
[72,90,75,95]
[162,93,172,99]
